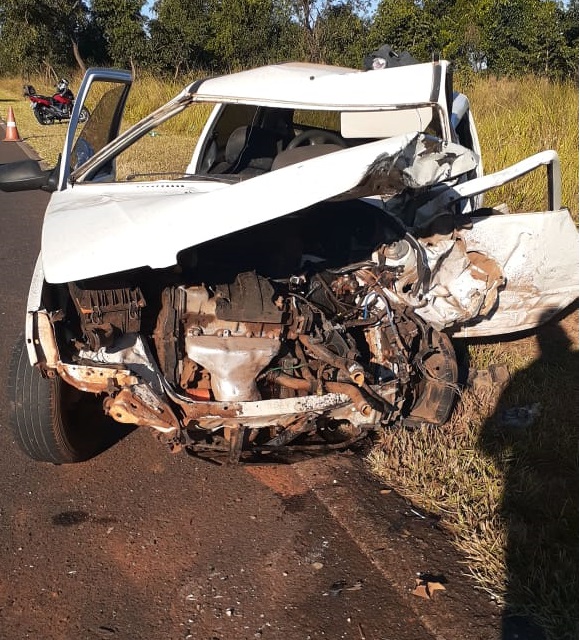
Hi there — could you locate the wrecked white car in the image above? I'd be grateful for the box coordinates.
[2,55,578,464]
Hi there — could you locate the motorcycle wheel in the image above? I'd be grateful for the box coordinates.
[78,107,90,123]
[33,106,53,125]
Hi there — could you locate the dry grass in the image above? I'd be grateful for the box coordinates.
[464,75,579,221]
[368,392,508,595]
[0,76,68,165]
[369,318,579,639]
[0,74,208,169]
[1,70,578,638]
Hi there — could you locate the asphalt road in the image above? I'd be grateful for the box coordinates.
[0,135,501,640]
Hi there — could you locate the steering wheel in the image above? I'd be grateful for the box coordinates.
[287,128,348,150]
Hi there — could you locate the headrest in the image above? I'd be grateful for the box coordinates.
[225,126,250,164]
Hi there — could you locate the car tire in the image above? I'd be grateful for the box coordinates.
[9,336,113,464]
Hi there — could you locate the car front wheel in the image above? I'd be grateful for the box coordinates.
[9,336,116,464]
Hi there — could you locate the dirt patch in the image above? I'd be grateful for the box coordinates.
[245,464,310,498]
[294,454,503,640]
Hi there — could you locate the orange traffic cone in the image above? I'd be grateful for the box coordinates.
[4,106,22,142]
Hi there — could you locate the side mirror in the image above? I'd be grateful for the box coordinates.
[0,159,55,193]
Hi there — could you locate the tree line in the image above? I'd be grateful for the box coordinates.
[0,0,577,81]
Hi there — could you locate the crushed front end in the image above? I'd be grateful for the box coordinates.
[32,199,467,462]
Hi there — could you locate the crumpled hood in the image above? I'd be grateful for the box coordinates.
[41,133,477,283]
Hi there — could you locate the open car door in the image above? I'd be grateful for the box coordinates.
[56,68,133,190]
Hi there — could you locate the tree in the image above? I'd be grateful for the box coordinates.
[479,0,580,78]
[0,0,574,80]
[206,0,286,70]
[0,0,44,74]
[368,0,579,78]
[148,0,211,76]
[91,0,148,69]
[426,0,490,71]
[552,0,579,80]
[317,1,370,67]
[287,0,370,62]
[368,0,432,61]
[0,0,94,75]
[49,0,94,73]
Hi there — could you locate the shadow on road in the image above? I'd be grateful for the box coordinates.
[478,309,578,639]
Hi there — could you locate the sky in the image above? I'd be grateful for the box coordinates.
[141,1,382,19]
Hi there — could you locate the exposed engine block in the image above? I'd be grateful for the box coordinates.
[154,272,287,402]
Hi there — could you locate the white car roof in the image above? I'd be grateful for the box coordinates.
[186,61,449,111]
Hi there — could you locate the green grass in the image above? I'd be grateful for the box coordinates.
[1,70,578,638]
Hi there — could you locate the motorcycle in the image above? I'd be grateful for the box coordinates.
[23,79,90,125]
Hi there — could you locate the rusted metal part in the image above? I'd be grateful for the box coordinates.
[226,425,246,463]
[294,340,316,382]
[298,335,365,387]
[103,385,180,432]
[365,324,395,367]
[174,390,357,429]
[325,382,373,417]
[57,362,137,394]
[180,400,239,419]
[266,372,373,418]
[181,277,284,339]
[183,314,283,340]
[264,415,314,448]
[260,372,372,417]
[36,310,59,367]
[68,282,145,350]
[267,372,313,393]
[153,286,182,385]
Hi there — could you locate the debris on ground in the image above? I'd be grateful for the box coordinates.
[497,403,542,429]
[412,574,447,600]
[328,580,348,596]
[468,364,511,402]
[324,579,364,596]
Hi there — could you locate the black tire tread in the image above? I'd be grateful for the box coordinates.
[9,336,97,463]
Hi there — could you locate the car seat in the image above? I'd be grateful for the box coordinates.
[212,126,283,176]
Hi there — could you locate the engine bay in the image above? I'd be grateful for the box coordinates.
[52,199,462,461]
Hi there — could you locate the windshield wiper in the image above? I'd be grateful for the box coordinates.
[125,171,243,183]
